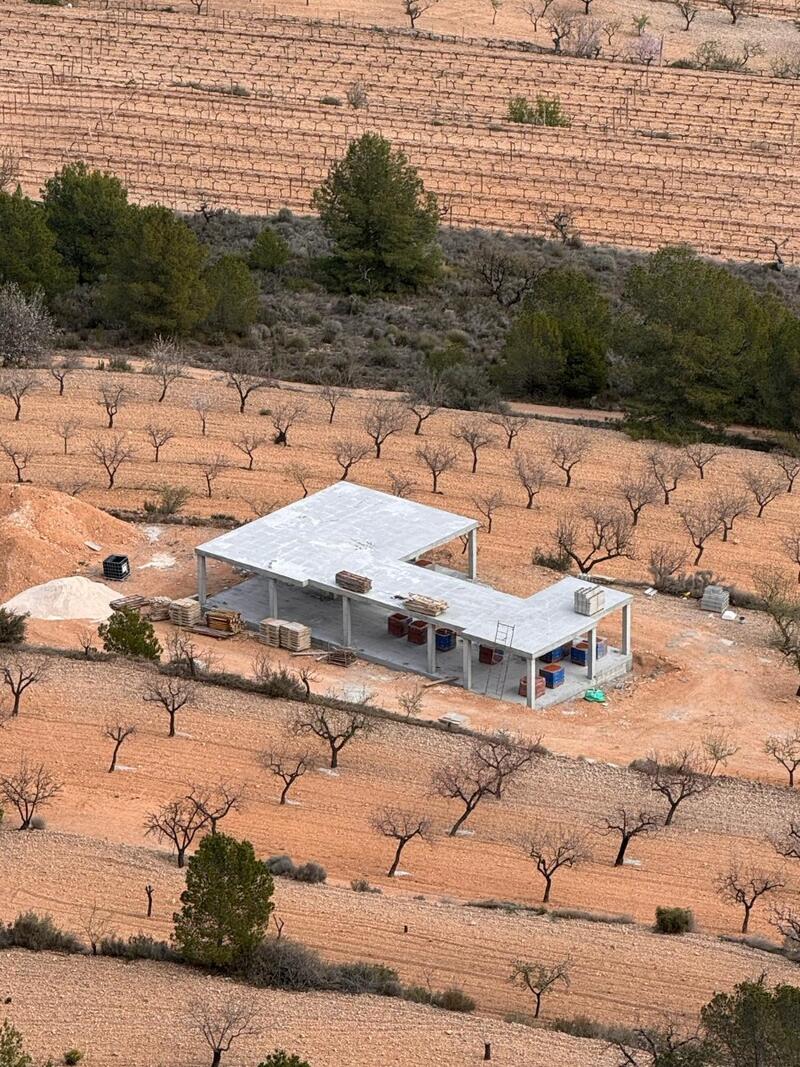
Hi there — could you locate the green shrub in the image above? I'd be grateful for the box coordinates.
[655,906,695,935]
[0,608,27,646]
[327,961,402,997]
[550,1016,640,1044]
[63,1051,83,1065]
[249,227,290,272]
[256,1053,311,1067]
[265,855,296,877]
[28,816,46,831]
[245,936,326,991]
[98,934,182,963]
[350,878,382,894]
[508,95,571,127]
[430,987,476,1013]
[0,1019,34,1067]
[319,95,343,106]
[254,666,307,700]
[0,912,85,954]
[97,608,162,660]
[143,484,191,516]
[532,547,572,573]
[292,861,326,884]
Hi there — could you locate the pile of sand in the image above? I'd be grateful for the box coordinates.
[2,576,119,621]
[0,484,141,601]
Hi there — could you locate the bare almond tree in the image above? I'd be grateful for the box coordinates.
[144,679,193,737]
[718,0,748,22]
[683,442,721,480]
[396,682,425,718]
[287,462,312,499]
[98,383,127,428]
[701,730,739,775]
[475,241,538,307]
[260,748,314,804]
[405,385,442,436]
[522,0,555,32]
[712,489,749,542]
[487,0,504,25]
[638,749,714,826]
[432,736,534,835]
[198,452,231,497]
[191,395,212,436]
[774,450,800,494]
[742,466,784,518]
[549,429,590,487]
[193,782,243,834]
[388,470,416,498]
[222,356,270,414]
[319,382,347,424]
[489,412,526,449]
[90,434,136,488]
[548,6,576,52]
[233,432,266,471]
[674,0,699,29]
[783,529,800,583]
[0,758,62,829]
[49,354,78,396]
[417,443,456,493]
[144,793,209,867]
[56,417,80,456]
[715,862,784,933]
[144,336,185,402]
[104,721,136,772]
[453,420,495,474]
[524,825,590,903]
[473,491,505,534]
[509,959,570,1019]
[770,819,800,861]
[772,904,800,953]
[363,400,406,459]
[601,807,661,866]
[513,452,547,509]
[269,399,306,447]
[403,0,439,28]
[144,423,175,463]
[556,506,635,574]
[0,147,18,193]
[764,728,800,786]
[291,707,372,769]
[371,807,432,876]
[1,658,45,717]
[0,370,37,421]
[679,505,721,566]
[646,448,690,505]
[648,542,688,591]
[0,439,33,484]
[189,995,259,1067]
[333,437,370,481]
[618,471,659,527]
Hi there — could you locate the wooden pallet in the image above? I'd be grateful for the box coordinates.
[189,625,236,640]
[110,594,151,612]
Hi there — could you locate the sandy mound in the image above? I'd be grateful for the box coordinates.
[0,484,140,601]
[2,576,120,621]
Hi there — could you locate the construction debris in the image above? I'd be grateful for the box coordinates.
[403,594,448,616]
[325,648,357,666]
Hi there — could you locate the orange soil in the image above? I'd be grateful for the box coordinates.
[1,1,797,259]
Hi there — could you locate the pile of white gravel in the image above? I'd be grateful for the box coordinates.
[2,576,120,621]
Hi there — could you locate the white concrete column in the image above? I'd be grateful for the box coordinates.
[467,528,478,580]
[342,597,352,646]
[461,637,472,690]
[427,622,437,674]
[267,578,278,618]
[587,629,597,681]
[526,657,535,709]
[197,554,207,609]
[621,603,632,656]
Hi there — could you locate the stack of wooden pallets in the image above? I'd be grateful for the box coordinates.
[259,618,282,647]
[110,594,150,613]
[169,598,203,628]
[335,571,372,593]
[403,594,448,616]
[280,622,312,651]
[206,608,244,634]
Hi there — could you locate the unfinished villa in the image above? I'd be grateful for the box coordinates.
[196,483,634,709]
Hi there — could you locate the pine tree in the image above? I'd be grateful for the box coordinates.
[312,133,441,294]
[97,608,162,660]
[174,833,274,967]
[0,188,72,299]
[204,255,260,335]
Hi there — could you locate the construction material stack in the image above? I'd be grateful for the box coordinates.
[574,585,605,616]
[205,608,244,635]
[700,585,730,613]
[404,594,448,616]
[169,598,202,628]
[335,571,372,594]
[259,618,282,647]
[280,621,312,652]
[148,596,172,622]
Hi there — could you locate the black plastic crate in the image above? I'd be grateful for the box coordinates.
[103,554,130,581]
